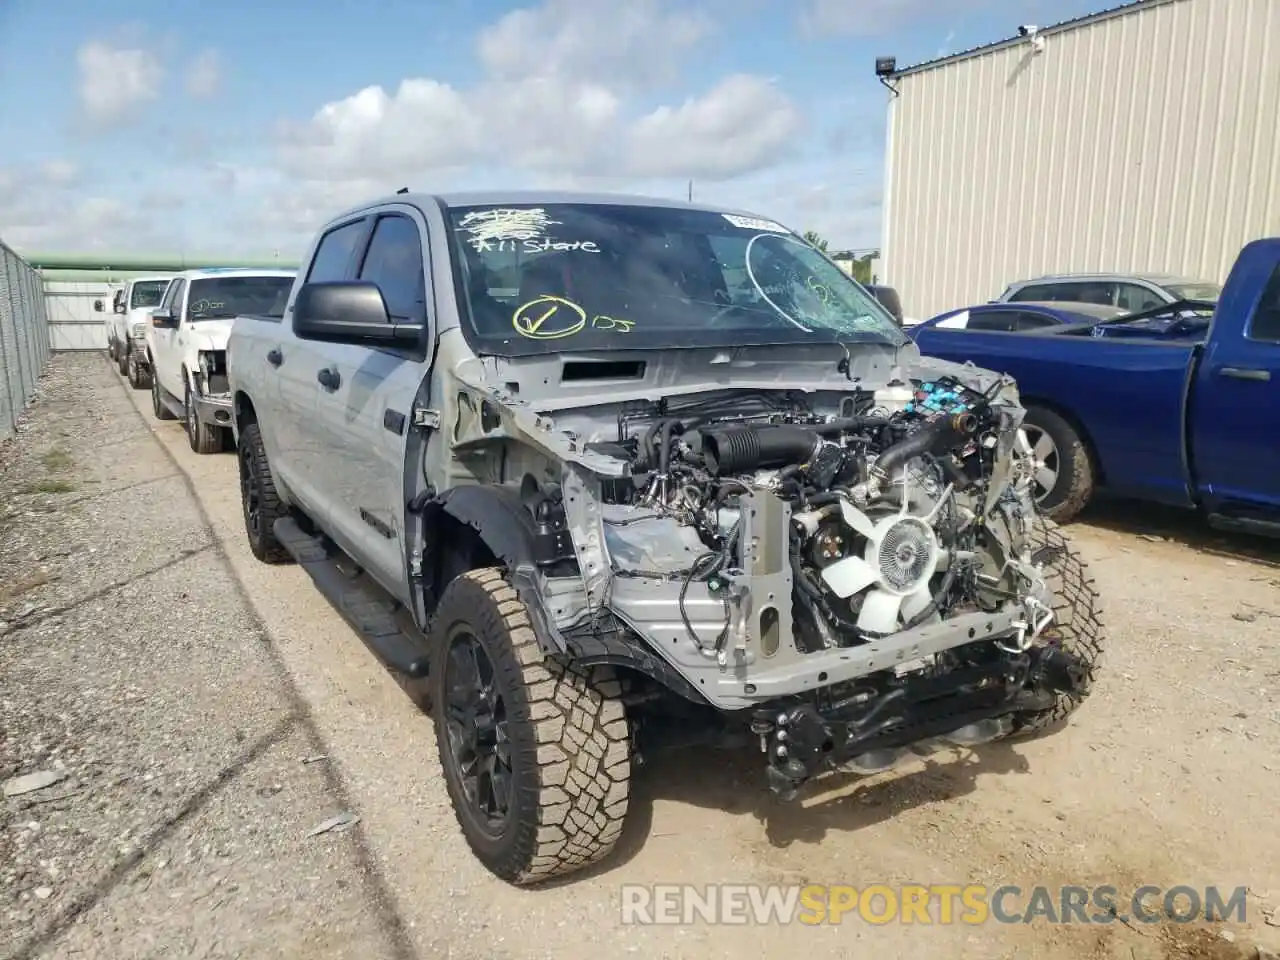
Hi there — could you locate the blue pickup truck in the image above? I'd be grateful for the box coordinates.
[908,238,1280,532]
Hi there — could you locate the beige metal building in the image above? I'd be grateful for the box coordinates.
[880,0,1280,320]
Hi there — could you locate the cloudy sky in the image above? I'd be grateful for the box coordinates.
[0,0,1105,259]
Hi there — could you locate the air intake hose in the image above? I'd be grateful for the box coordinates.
[874,412,979,478]
[702,425,822,475]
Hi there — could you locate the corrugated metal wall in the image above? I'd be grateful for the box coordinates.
[882,0,1280,320]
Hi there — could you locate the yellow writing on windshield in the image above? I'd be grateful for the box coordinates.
[512,296,636,339]
[512,295,587,340]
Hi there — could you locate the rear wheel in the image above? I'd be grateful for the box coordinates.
[185,380,223,454]
[116,344,129,376]
[1020,406,1093,522]
[237,421,291,563]
[430,568,631,886]
[128,350,151,390]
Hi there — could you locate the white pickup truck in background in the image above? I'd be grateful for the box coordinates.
[107,275,173,377]
[142,267,295,453]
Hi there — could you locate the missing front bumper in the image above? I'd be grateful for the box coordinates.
[756,644,1088,798]
[193,393,233,428]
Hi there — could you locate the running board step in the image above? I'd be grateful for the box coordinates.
[273,517,431,678]
[159,386,185,420]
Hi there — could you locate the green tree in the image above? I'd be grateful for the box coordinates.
[803,230,829,252]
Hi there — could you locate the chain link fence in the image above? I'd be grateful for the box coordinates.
[0,240,51,443]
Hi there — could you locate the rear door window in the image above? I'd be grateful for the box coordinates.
[1008,283,1064,302]
[966,309,1019,332]
[1115,283,1166,312]
[1013,311,1060,330]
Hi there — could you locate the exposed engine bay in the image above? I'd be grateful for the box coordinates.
[591,375,1047,655]
[546,372,1088,794]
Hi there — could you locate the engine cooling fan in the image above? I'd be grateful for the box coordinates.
[818,491,947,634]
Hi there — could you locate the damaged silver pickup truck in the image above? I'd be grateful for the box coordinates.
[226,192,1105,886]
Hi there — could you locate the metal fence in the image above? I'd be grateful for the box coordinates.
[0,240,52,443]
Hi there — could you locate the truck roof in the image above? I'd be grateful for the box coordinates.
[1011,271,1208,286]
[327,189,793,226]
[171,267,297,281]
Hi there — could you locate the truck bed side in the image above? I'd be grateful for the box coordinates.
[910,326,1199,506]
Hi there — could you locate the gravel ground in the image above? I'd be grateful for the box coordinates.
[3,352,1280,960]
[0,356,411,960]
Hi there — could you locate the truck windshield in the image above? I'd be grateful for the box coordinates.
[186,276,294,321]
[130,281,169,309]
[445,202,905,356]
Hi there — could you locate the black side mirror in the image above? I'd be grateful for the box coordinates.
[93,300,104,312]
[293,281,423,347]
[150,308,179,329]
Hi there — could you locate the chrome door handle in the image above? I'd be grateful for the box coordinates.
[1220,367,1270,381]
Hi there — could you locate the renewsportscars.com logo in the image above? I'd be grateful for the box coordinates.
[619,884,1250,926]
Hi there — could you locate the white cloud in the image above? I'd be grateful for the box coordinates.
[76,39,164,125]
[274,0,802,193]
[626,75,803,178]
[476,0,711,89]
[185,49,221,98]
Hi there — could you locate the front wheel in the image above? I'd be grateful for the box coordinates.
[1009,516,1105,735]
[430,568,632,886]
[185,381,223,454]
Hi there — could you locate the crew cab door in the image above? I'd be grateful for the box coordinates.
[1190,261,1280,512]
[150,278,185,389]
[311,207,434,602]
[270,216,373,519]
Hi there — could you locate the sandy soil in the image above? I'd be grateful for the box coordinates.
[3,353,1278,960]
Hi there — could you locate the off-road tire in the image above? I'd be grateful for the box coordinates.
[151,369,177,420]
[430,568,631,886]
[1023,405,1093,523]
[185,380,222,454]
[237,421,291,564]
[127,351,152,391]
[1009,516,1105,735]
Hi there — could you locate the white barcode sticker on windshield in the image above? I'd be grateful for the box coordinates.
[722,214,789,233]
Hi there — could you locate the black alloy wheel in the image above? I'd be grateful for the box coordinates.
[441,628,513,835]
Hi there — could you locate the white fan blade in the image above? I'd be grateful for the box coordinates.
[857,589,903,633]
[900,585,936,623]
[820,556,880,599]
[838,500,878,540]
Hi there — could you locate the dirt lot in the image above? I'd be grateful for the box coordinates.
[3,353,1279,960]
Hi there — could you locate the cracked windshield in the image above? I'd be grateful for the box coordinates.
[450,203,904,352]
